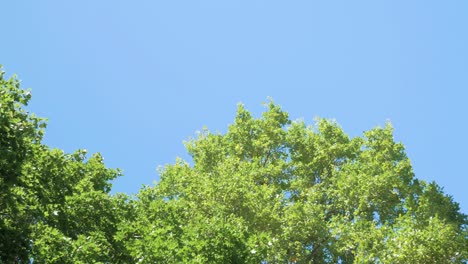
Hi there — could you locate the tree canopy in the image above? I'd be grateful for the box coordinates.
[0,67,133,263]
[1,66,467,263]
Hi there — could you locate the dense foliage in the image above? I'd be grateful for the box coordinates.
[0,68,133,263]
[1,67,467,263]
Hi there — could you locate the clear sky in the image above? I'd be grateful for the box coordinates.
[2,1,467,213]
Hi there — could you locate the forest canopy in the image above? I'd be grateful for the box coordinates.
[1,67,467,263]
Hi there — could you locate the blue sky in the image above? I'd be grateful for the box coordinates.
[2,1,467,213]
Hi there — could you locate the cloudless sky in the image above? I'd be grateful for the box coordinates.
[2,1,467,213]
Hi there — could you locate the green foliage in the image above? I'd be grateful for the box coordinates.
[0,66,45,262]
[1,66,467,263]
[0,67,132,263]
[125,101,468,263]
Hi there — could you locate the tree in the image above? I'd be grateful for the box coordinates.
[0,67,45,262]
[121,102,468,263]
[0,67,132,263]
[1,65,467,263]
